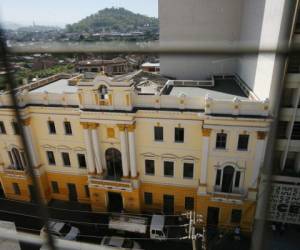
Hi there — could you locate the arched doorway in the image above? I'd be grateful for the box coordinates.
[105,148,123,180]
[221,166,234,193]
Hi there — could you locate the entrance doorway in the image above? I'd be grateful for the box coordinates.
[221,166,234,193]
[105,148,123,180]
[207,207,219,227]
[163,195,174,215]
[28,185,37,203]
[108,192,123,212]
[67,183,78,202]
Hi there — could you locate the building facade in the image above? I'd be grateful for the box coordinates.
[0,72,271,232]
[76,57,129,76]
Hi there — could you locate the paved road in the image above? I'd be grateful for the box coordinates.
[0,198,193,250]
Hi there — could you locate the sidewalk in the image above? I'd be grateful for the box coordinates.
[207,227,251,250]
[264,224,300,250]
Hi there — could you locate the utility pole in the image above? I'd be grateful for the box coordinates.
[182,211,207,250]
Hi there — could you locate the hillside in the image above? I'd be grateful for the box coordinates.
[66,7,159,33]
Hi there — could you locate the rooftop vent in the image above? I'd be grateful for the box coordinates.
[173,79,214,87]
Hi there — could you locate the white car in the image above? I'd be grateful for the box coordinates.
[40,221,80,241]
[101,236,142,250]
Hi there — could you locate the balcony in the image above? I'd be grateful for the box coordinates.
[88,175,133,191]
[206,186,247,203]
[3,166,27,179]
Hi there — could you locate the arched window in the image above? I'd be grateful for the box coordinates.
[11,148,24,170]
[105,148,123,180]
[215,165,242,194]
[99,85,108,100]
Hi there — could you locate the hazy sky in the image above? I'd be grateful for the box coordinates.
[0,0,158,27]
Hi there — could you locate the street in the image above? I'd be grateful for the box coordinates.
[0,198,193,250]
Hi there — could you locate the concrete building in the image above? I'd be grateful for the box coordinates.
[76,57,129,75]
[0,71,271,232]
[160,0,300,228]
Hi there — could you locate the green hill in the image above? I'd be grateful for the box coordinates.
[66,7,159,33]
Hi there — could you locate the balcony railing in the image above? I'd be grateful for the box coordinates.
[3,166,27,178]
[88,175,133,191]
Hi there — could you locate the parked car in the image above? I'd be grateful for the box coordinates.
[40,221,80,241]
[101,236,142,250]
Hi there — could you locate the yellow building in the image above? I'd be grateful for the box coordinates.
[0,72,271,232]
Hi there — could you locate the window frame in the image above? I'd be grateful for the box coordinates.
[12,121,20,135]
[164,160,174,177]
[48,121,56,134]
[183,162,194,179]
[231,209,242,223]
[154,126,163,141]
[144,192,153,205]
[174,127,184,143]
[51,181,59,193]
[216,132,227,149]
[77,153,87,169]
[185,197,194,210]
[0,121,6,134]
[13,183,20,195]
[64,121,72,135]
[46,151,56,165]
[237,134,249,151]
[61,152,71,167]
[145,159,155,175]
[214,165,243,193]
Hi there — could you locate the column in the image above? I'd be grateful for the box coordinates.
[82,123,96,174]
[128,124,137,178]
[118,125,129,177]
[200,128,211,188]
[90,123,103,174]
[22,118,39,167]
[295,152,300,173]
[251,131,267,187]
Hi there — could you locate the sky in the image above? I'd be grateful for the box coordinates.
[0,0,158,27]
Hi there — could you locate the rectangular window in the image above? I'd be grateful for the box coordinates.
[235,171,241,187]
[62,152,71,167]
[77,154,87,168]
[215,169,222,186]
[64,121,72,135]
[237,134,249,151]
[0,121,6,134]
[51,181,59,193]
[84,185,90,197]
[48,121,56,134]
[216,133,227,149]
[231,209,242,223]
[175,127,184,143]
[46,151,56,165]
[183,163,194,179]
[13,183,20,195]
[144,192,153,205]
[185,197,194,210]
[164,161,174,177]
[12,122,20,135]
[145,159,155,175]
[154,126,163,141]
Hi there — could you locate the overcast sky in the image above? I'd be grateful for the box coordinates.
[0,0,158,27]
